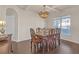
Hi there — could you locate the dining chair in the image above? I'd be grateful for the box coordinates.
[50,28,56,48]
[36,27,41,33]
[46,29,56,52]
[30,28,42,53]
[36,28,48,53]
[56,28,60,46]
[51,28,60,47]
[30,28,36,52]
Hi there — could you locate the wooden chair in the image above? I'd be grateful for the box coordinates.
[46,29,56,52]
[55,28,60,46]
[50,28,60,47]
[30,28,42,53]
[36,27,41,33]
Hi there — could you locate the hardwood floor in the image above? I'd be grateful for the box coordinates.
[12,39,79,54]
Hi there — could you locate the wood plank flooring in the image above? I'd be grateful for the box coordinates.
[12,39,79,54]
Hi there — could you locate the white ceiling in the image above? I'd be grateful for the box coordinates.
[16,5,73,13]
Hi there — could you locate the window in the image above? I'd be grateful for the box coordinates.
[53,19,60,28]
[53,16,71,36]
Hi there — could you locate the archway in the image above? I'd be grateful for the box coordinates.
[6,8,18,41]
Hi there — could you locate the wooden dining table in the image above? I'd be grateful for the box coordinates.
[35,28,60,52]
[35,28,53,52]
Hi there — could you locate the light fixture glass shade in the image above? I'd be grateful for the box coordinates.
[39,5,48,19]
[39,11,48,19]
[0,21,6,27]
[0,20,6,34]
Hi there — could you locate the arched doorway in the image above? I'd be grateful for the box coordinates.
[6,8,18,41]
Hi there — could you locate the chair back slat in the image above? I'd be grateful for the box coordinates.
[30,28,35,38]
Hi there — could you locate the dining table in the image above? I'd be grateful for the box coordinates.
[35,28,60,52]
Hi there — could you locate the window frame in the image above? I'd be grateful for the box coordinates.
[52,16,71,36]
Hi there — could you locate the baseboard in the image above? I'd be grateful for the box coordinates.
[14,38,79,44]
[16,39,31,42]
[61,39,79,44]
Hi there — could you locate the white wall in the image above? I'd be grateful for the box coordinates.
[60,6,79,44]
[0,5,19,42]
[18,9,45,42]
[1,5,79,43]
[6,16,16,41]
[46,6,79,44]
[0,5,45,42]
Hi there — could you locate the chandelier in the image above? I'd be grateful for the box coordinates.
[39,5,48,19]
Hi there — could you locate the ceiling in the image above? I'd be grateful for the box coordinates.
[16,5,73,13]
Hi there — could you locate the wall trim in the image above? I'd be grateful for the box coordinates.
[14,38,79,44]
[15,39,31,42]
[61,39,79,44]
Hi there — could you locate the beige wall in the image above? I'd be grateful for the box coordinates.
[0,5,45,42]
[1,5,79,43]
[18,8,45,41]
[46,6,79,44]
